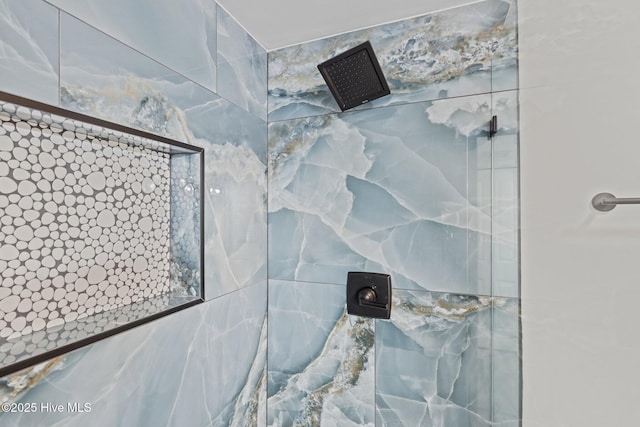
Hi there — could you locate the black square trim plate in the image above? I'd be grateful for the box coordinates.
[317,41,391,111]
[346,272,392,319]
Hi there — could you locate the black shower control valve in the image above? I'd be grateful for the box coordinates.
[346,272,392,319]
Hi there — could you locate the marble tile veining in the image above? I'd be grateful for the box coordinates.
[59,12,219,144]
[268,280,375,427]
[268,0,518,121]
[491,0,518,92]
[376,290,520,426]
[0,0,59,105]
[217,5,268,121]
[268,96,494,295]
[49,0,217,92]
[267,283,520,427]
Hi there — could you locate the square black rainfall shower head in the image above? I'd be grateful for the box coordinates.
[317,41,390,112]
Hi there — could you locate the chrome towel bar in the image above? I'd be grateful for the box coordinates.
[592,192,640,212]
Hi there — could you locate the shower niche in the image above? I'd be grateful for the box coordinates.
[0,92,204,376]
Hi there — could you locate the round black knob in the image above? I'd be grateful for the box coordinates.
[358,288,377,303]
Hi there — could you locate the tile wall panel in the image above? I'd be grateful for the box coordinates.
[217,5,267,120]
[48,0,217,92]
[0,0,59,105]
[268,96,494,295]
[492,0,518,92]
[267,280,375,427]
[376,290,519,427]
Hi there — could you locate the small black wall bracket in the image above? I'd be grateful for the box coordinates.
[489,115,498,137]
[346,272,392,319]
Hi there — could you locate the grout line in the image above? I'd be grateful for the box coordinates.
[264,48,270,420]
[267,278,516,300]
[199,280,266,305]
[266,88,502,124]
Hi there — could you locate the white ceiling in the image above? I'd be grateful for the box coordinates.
[217,0,480,51]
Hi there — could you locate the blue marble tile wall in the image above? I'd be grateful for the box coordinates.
[0,0,58,105]
[0,0,268,425]
[267,283,520,427]
[267,0,520,425]
[268,95,497,296]
[268,280,375,427]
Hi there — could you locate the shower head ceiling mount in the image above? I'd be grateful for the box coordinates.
[317,41,391,111]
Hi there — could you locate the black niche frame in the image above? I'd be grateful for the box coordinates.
[0,91,205,378]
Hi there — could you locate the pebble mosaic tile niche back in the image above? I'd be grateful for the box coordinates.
[0,93,204,375]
